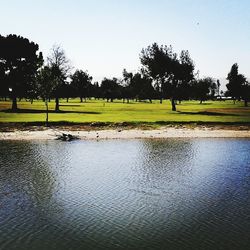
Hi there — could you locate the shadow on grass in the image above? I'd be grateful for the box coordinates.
[3,109,101,115]
[178,111,239,116]
[60,104,82,107]
[182,102,213,106]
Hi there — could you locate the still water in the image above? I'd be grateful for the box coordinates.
[0,139,249,250]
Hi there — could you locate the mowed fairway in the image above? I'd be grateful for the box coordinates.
[0,99,250,124]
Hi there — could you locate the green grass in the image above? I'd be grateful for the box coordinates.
[0,99,250,125]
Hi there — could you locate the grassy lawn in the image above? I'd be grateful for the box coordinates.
[0,99,250,125]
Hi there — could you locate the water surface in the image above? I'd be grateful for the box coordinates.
[0,139,249,250]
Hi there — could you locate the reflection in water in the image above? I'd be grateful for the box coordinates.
[0,139,249,250]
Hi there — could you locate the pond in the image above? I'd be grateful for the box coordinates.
[0,139,249,250]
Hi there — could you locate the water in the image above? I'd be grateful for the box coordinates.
[0,139,249,250]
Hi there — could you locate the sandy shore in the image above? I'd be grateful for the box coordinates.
[0,126,250,140]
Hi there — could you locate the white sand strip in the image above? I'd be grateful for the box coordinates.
[0,127,250,140]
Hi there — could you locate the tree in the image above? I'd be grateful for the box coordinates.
[191,77,217,104]
[71,70,93,102]
[100,78,121,102]
[91,81,101,99]
[136,73,155,102]
[54,81,74,102]
[173,50,195,105]
[47,45,71,111]
[226,63,247,103]
[140,43,194,111]
[216,79,221,96]
[122,70,155,102]
[0,34,43,110]
[0,63,8,100]
[36,66,58,126]
[241,81,250,107]
[140,43,174,104]
[122,69,134,102]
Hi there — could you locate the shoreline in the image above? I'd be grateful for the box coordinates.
[0,126,250,140]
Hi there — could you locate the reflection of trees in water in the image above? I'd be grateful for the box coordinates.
[0,141,81,249]
[136,139,196,186]
[1,142,53,197]
[134,139,250,250]
[0,141,65,222]
[127,139,198,221]
[0,140,248,250]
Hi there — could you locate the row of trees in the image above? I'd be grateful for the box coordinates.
[0,34,249,119]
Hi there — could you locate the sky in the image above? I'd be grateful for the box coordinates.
[1,0,250,85]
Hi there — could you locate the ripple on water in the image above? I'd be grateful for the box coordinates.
[0,139,249,250]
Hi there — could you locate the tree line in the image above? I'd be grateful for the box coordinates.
[0,34,249,117]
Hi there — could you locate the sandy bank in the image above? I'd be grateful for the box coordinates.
[0,126,250,140]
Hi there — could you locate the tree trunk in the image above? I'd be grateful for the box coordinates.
[55,97,60,112]
[45,100,49,126]
[31,99,33,104]
[200,100,203,104]
[80,97,83,102]
[12,96,18,111]
[244,100,248,107]
[67,98,69,103]
[160,79,164,104]
[127,98,129,103]
[171,98,176,111]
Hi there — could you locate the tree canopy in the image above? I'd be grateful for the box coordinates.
[71,70,93,102]
[191,77,217,104]
[100,78,121,102]
[0,34,43,110]
[140,43,195,111]
[47,45,71,111]
[226,63,247,102]
[0,34,249,117]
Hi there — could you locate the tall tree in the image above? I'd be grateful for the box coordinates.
[47,45,71,111]
[226,63,247,103]
[140,43,194,111]
[140,43,174,104]
[0,34,43,110]
[172,50,195,107]
[71,70,93,102]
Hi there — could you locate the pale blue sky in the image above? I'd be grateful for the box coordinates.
[1,0,250,83]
